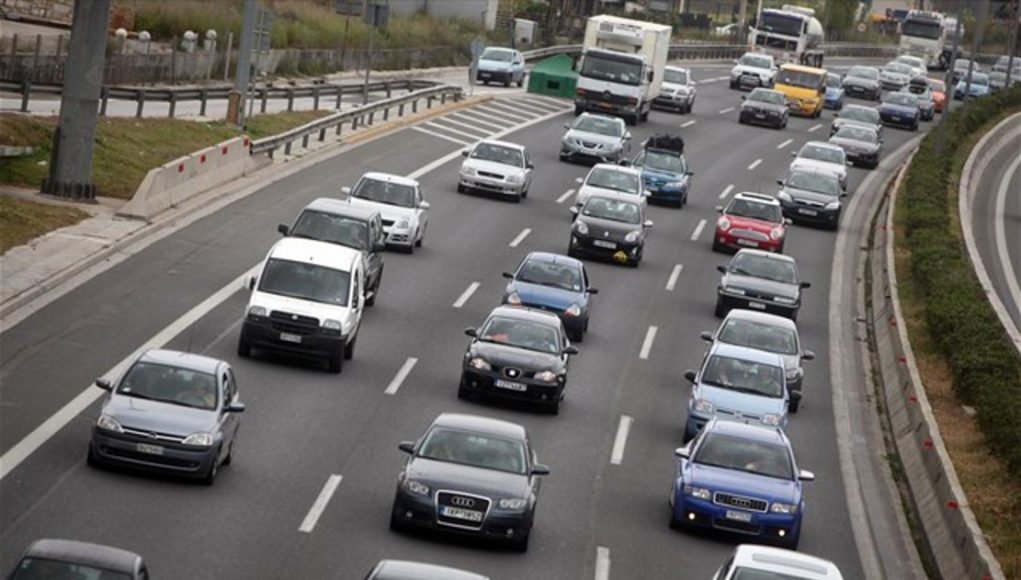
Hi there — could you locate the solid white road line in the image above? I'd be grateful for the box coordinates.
[595,546,611,580]
[509,228,532,248]
[411,126,471,146]
[690,218,707,241]
[610,415,634,465]
[681,120,697,128]
[719,184,735,199]
[384,357,419,396]
[666,264,684,291]
[808,123,823,133]
[453,282,481,308]
[556,189,576,204]
[424,121,486,141]
[639,326,658,360]
[994,154,1021,316]
[0,266,258,481]
[777,138,794,149]
[747,158,762,170]
[298,474,343,533]
[718,107,735,114]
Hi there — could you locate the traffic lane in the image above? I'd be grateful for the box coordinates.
[972,138,1021,328]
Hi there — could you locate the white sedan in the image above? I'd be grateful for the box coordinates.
[458,139,533,202]
[789,141,850,190]
[575,163,646,210]
[343,172,429,253]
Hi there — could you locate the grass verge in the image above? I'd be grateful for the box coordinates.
[0,197,89,255]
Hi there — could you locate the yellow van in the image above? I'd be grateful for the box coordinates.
[773,64,827,118]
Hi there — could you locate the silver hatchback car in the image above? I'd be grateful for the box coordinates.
[458,140,534,202]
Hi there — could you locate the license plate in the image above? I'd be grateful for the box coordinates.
[736,239,758,247]
[747,301,766,310]
[136,443,164,455]
[755,113,766,119]
[441,506,483,522]
[280,332,302,344]
[593,240,616,249]
[479,72,491,78]
[798,208,818,216]
[725,510,753,522]
[495,379,527,391]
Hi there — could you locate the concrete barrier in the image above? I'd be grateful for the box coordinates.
[865,159,1005,580]
[118,136,260,221]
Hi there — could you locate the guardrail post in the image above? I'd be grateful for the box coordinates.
[335,85,343,110]
[260,88,268,113]
[302,133,309,149]
[199,89,208,116]
[285,140,293,156]
[440,93,446,105]
[352,115,359,130]
[20,80,30,112]
[368,111,374,125]
[383,106,389,121]
[136,89,146,118]
[385,82,392,99]
[398,103,405,117]
[100,87,109,116]
[313,85,320,110]
[287,87,295,112]
[318,127,326,142]
[412,99,418,114]
[168,92,177,118]
[32,34,42,82]
[427,95,434,109]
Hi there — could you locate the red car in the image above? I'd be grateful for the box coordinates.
[712,192,789,253]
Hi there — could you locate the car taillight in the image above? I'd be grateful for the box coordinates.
[576,88,587,96]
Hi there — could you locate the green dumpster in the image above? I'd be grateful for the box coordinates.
[527,54,578,99]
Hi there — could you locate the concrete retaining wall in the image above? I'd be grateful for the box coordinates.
[118,136,260,221]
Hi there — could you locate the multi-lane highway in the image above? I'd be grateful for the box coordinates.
[1,60,928,578]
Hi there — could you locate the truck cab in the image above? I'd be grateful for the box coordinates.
[773,64,826,118]
[750,5,824,68]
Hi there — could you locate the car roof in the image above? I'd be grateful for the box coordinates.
[779,63,824,74]
[589,163,642,177]
[787,166,843,181]
[522,251,583,270]
[360,172,419,187]
[723,308,798,331]
[732,192,780,206]
[432,413,527,440]
[476,139,526,151]
[731,545,843,579]
[741,51,772,60]
[487,304,564,326]
[801,140,844,152]
[268,237,361,272]
[705,417,789,444]
[137,349,223,375]
[303,198,379,220]
[709,341,786,367]
[368,559,489,580]
[734,247,797,264]
[841,103,877,113]
[22,539,142,573]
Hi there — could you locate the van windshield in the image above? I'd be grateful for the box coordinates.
[776,69,822,90]
[580,53,642,86]
[291,210,369,251]
[258,258,351,306]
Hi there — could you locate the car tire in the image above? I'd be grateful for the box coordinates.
[567,246,579,259]
[223,438,235,466]
[237,334,252,358]
[344,335,356,361]
[521,187,529,199]
[366,272,381,307]
[779,531,800,551]
[789,397,801,414]
[711,237,724,253]
[790,309,799,323]
[574,105,583,116]
[729,79,738,89]
[86,444,101,468]
[389,503,407,533]
[778,241,786,254]
[200,451,220,486]
[517,77,524,88]
[569,328,583,343]
[547,399,561,415]
[714,297,727,318]
[639,109,649,122]
[328,350,343,374]
[510,531,530,552]
[504,78,511,88]
[457,183,466,193]
[669,508,689,531]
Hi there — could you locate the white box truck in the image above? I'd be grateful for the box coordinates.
[575,15,672,125]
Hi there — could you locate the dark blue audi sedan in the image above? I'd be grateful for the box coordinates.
[502,252,597,342]
[669,418,815,550]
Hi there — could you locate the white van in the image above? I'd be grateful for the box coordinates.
[238,237,364,373]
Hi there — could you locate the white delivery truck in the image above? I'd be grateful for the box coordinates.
[575,15,672,125]
[749,5,824,68]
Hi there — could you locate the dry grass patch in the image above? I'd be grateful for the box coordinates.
[0,196,89,255]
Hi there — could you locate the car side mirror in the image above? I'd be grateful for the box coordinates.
[800,281,812,289]
[784,218,793,225]
[564,123,571,129]
[776,179,784,186]
[461,147,470,157]
[839,192,848,199]
[341,186,352,196]
[464,327,478,338]
[700,331,714,342]
[716,265,727,274]
[624,132,632,140]
[569,206,580,215]
[790,151,797,157]
[684,370,697,383]
[532,463,550,476]
[674,446,690,459]
[95,378,113,392]
[799,469,816,481]
[643,219,654,229]
[248,275,257,291]
[225,402,246,413]
[686,171,694,176]
[587,287,598,294]
[526,162,534,169]
[277,223,289,236]
[740,95,746,100]
[502,272,514,279]
[715,205,724,213]
[398,441,415,454]
[419,201,431,210]
[564,346,579,356]
[802,350,816,361]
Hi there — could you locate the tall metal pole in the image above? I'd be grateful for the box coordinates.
[962,0,989,104]
[42,0,111,200]
[738,0,748,45]
[228,0,257,127]
[363,19,374,105]
[936,0,963,154]
[1007,1,1019,88]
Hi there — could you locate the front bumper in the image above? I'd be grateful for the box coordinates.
[392,489,533,543]
[460,369,563,406]
[787,100,821,117]
[90,430,217,477]
[241,318,344,359]
[653,92,693,109]
[842,148,880,167]
[880,111,918,128]
[717,290,799,318]
[739,109,784,127]
[459,174,525,196]
[714,228,783,253]
[844,84,878,99]
[673,491,801,544]
[733,73,769,89]
[570,233,641,264]
[476,70,512,83]
[560,141,623,164]
[779,200,841,225]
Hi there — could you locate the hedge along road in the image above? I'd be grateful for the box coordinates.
[1,62,925,579]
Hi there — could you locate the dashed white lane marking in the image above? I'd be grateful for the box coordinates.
[411,125,471,146]
[556,189,576,204]
[690,218,707,241]
[681,120,697,128]
[610,415,634,465]
[509,228,532,248]
[718,107,735,114]
[666,264,684,291]
[747,158,762,170]
[777,138,794,149]
[808,123,823,133]
[595,546,612,580]
[453,282,481,308]
[298,474,343,533]
[384,357,419,395]
[639,326,658,360]
[719,184,735,199]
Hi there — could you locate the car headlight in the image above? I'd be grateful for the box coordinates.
[564,303,582,317]
[574,221,589,235]
[786,368,802,381]
[717,217,731,231]
[725,287,746,296]
[683,485,712,500]
[771,502,798,514]
[395,218,411,230]
[498,497,528,510]
[402,479,430,496]
[322,319,343,331]
[761,413,782,426]
[664,180,686,191]
[506,291,522,305]
[825,200,841,210]
[460,165,475,176]
[182,432,215,447]
[624,230,640,243]
[774,296,796,305]
[468,357,491,371]
[770,227,785,240]
[507,173,525,184]
[534,370,558,382]
[693,398,715,414]
[247,305,267,318]
[777,191,792,202]
[96,415,123,433]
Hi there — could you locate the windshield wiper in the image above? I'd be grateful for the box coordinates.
[730,267,754,276]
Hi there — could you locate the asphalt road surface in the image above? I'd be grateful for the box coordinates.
[1,61,930,579]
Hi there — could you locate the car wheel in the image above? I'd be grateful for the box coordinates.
[223,437,235,466]
[778,241,786,254]
[574,105,583,116]
[457,376,473,400]
[729,79,738,89]
[669,507,690,531]
[389,502,407,533]
[512,193,522,203]
[415,234,423,248]
[457,183,466,193]
[504,78,511,88]
[344,335,356,360]
[86,444,101,468]
[237,333,252,358]
[714,297,727,318]
[567,246,579,259]
[711,237,724,253]
[328,350,343,374]
[789,397,801,414]
[366,273,381,307]
[639,109,649,122]
[547,399,561,415]
[789,309,799,323]
[200,451,220,486]
[510,531,530,552]
[521,187,528,199]
[569,328,583,343]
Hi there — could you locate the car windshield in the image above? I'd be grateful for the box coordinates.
[516,259,583,292]
[586,168,640,194]
[10,558,133,580]
[471,143,525,167]
[418,427,528,475]
[731,568,814,580]
[885,93,917,107]
[351,178,416,208]
[117,361,218,411]
[701,355,784,398]
[739,53,773,69]
[258,258,350,307]
[290,210,368,251]
[573,116,622,137]
[580,53,642,86]
[895,56,922,69]
[729,253,798,284]
[776,69,822,90]
[664,69,689,84]
[835,125,877,143]
[848,66,879,80]
[727,198,782,223]
[582,197,642,225]
[841,106,879,124]
[479,316,560,354]
[825,74,841,88]
[719,319,799,355]
[757,12,802,37]
[787,171,840,195]
[884,62,913,75]
[641,150,686,173]
[480,48,514,62]
[969,74,990,86]
[799,144,844,164]
[748,89,784,105]
[695,433,794,479]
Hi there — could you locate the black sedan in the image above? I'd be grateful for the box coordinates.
[840,65,881,101]
[390,413,550,552]
[460,305,577,414]
[776,169,847,230]
[828,124,882,169]
[88,349,245,485]
[715,249,810,321]
[568,192,653,267]
[738,88,789,129]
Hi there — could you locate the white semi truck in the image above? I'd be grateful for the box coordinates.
[749,5,824,68]
[899,10,962,70]
[574,15,672,125]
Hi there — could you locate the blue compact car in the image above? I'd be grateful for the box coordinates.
[954,73,991,99]
[878,91,921,131]
[670,418,815,550]
[502,252,597,342]
[631,134,692,207]
[823,73,844,110]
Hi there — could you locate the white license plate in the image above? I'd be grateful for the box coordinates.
[479,72,491,78]
[441,506,483,522]
[136,443,164,455]
[736,239,758,247]
[495,379,527,392]
[747,301,766,310]
[798,208,818,216]
[280,332,302,344]
[725,509,753,522]
[755,113,766,119]
[593,240,616,249]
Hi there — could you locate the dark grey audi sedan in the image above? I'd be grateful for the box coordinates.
[389,413,550,552]
[88,349,245,485]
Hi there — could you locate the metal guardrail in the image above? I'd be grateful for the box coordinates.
[250,83,464,158]
[522,42,900,62]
